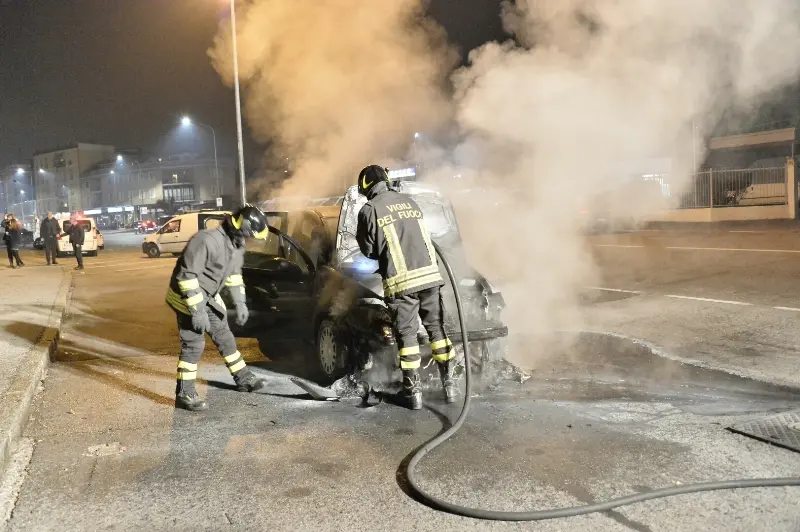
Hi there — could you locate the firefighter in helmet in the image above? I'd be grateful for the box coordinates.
[355,165,457,410]
[165,204,270,411]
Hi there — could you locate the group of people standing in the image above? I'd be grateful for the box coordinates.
[1,212,85,270]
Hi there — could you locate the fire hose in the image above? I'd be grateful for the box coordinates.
[404,240,800,521]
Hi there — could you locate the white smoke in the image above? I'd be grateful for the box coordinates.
[422,0,800,351]
[209,0,800,366]
[208,0,457,199]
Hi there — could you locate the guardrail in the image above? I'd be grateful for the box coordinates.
[679,166,787,209]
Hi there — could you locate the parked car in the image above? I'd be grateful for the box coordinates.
[20,228,34,246]
[228,182,508,383]
[142,210,230,258]
[135,220,158,234]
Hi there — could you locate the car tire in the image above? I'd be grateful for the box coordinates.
[88,250,98,257]
[171,252,181,257]
[315,318,347,383]
[145,244,161,258]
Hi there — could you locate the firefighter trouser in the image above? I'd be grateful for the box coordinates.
[386,286,454,371]
[174,305,249,390]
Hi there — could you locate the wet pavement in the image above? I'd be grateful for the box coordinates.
[4,229,800,531]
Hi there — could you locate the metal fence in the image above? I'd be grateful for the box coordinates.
[679,166,787,209]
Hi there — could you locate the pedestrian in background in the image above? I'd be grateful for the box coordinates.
[40,212,60,265]
[60,218,84,270]
[6,216,24,269]
[2,214,10,246]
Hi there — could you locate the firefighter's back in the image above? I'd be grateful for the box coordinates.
[369,189,442,297]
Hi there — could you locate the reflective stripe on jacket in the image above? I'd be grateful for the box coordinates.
[356,184,443,298]
[165,224,245,315]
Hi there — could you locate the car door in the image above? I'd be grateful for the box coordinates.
[237,214,317,339]
[158,218,184,253]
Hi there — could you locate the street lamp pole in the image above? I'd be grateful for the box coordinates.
[230,0,246,205]
[181,118,220,197]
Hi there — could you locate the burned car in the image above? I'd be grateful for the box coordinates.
[230,181,508,384]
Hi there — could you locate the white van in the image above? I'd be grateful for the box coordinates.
[142,210,230,258]
[58,218,100,257]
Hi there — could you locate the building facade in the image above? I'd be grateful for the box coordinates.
[32,143,115,214]
[81,153,238,225]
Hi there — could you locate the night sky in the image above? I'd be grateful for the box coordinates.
[0,0,506,168]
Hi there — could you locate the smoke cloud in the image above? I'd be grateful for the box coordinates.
[210,0,800,368]
[209,0,456,198]
[429,0,800,357]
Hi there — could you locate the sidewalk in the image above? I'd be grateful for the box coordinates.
[644,218,800,232]
[0,256,71,477]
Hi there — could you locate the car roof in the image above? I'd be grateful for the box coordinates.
[176,210,229,217]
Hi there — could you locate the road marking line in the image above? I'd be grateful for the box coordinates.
[773,306,800,312]
[664,246,800,253]
[588,287,642,294]
[665,294,752,306]
[113,264,173,272]
[85,260,163,269]
[729,230,763,233]
[596,244,800,254]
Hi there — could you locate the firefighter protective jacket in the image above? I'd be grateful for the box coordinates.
[356,184,444,298]
[165,224,246,316]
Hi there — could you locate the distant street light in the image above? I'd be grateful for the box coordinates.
[16,168,24,175]
[38,169,44,174]
[116,155,123,162]
[110,170,115,175]
[181,115,220,196]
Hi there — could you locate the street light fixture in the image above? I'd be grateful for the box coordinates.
[116,155,123,162]
[181,115,220,198]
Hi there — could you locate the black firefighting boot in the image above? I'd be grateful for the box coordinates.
[233,368,267,393]
[175,380,208,411]
[436,360,458,403]
[437,360,458,404]
[401,369,423,411]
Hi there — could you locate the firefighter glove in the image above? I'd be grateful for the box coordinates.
[191,310,210,333]
[235,303,249,327]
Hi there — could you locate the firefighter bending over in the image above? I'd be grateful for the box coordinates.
[166,204,270,411]
[355,165,457,410]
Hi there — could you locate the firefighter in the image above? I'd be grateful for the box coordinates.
[166,204,270,411]
[355,165,457,410]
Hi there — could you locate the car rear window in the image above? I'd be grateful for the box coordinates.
[63,220,92,232]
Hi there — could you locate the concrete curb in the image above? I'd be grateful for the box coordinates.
[0,269,73,478]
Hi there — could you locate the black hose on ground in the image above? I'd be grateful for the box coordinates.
[405,241,800,522]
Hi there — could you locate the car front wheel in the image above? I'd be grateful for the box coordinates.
[145,244,161,258]
[315,319,347,382]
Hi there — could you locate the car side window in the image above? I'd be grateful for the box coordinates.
[199,215,224,230]
[162,220,181,234]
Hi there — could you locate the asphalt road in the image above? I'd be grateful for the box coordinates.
[3,226,800,531]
